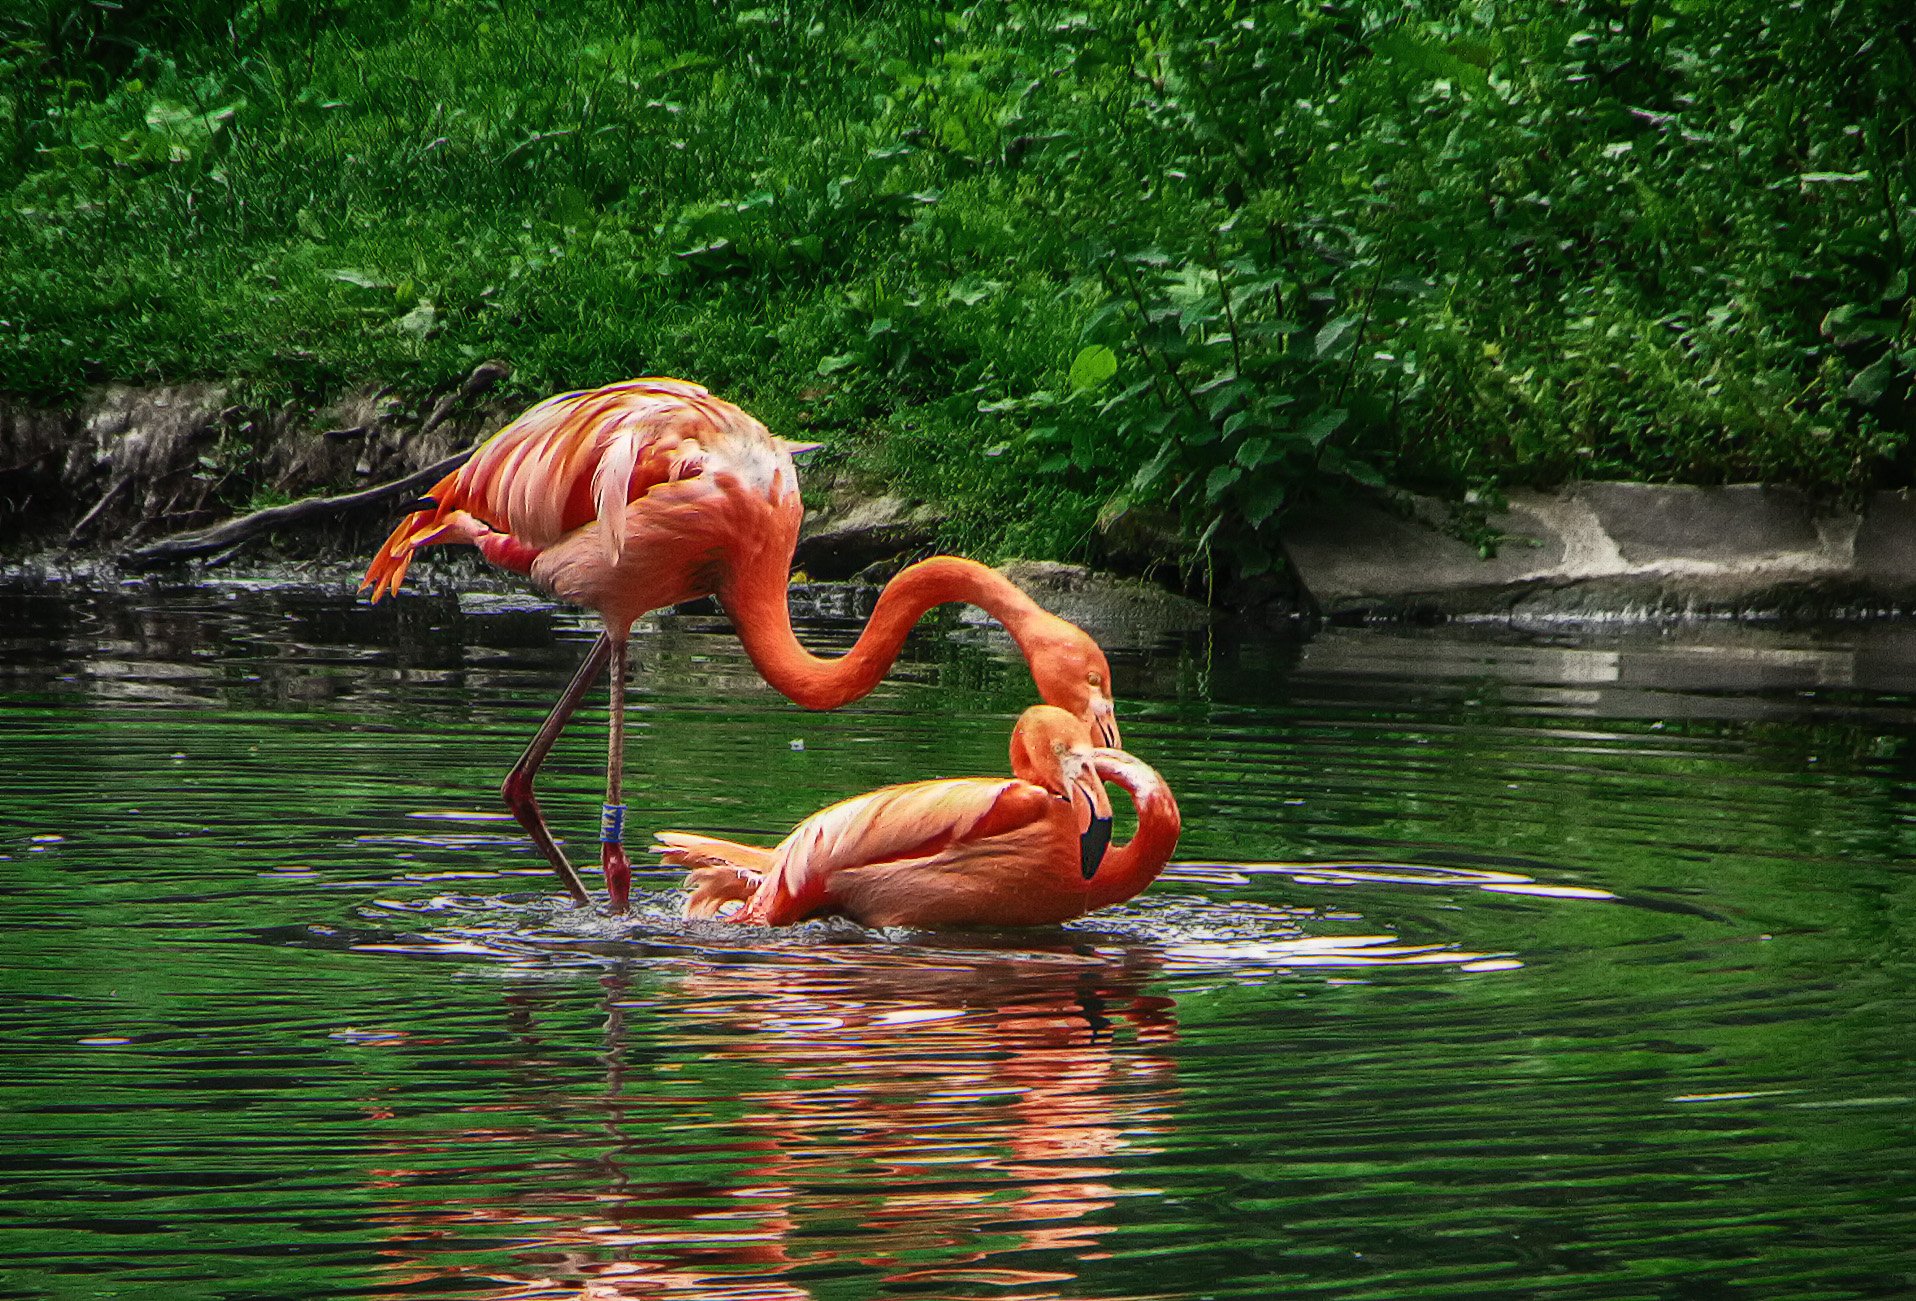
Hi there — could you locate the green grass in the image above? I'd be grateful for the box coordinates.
[3,1,1912,573]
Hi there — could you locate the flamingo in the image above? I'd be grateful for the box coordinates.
[362,377,1119,914]
[660,705,1180,928]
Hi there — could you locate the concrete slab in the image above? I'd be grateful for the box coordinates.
[1852,490,1916,589]
[1281,493,1564,606]
[1574,482,1823,563]
[1281,482,1916,622]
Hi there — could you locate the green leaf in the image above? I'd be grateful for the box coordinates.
[1204,463,1240,501]
[1298,407,1349,446]
[1098,378,1157,416]
[1314,314,1360,358]
[816,353,861,376]
[1234,436,1272,469]
[1130,442,1177,494]
[1079,298,1126,338]
[1320,447,1386,488]
[1818,304,1899,346]
[1194,374,1250,418]
[1069,345,1119,391]
[1847,354,1897,406]
[1241,473,1286,527]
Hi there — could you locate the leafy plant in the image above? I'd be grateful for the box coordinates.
[0,0,1911,579]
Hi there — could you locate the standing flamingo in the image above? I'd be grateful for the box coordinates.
[362,378,1120,914]
[661,705,1180,928]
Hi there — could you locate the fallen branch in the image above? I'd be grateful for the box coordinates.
[120,361,508,571]
[68,476,128,546]
[121,445,473,569]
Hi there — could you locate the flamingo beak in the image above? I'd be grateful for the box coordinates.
[1090,693,1120,748]
[1072,763,1114,880]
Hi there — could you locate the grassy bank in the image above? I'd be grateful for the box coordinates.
[4,1,1912,574]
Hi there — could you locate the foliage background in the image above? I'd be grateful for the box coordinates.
[3,0,1912,574]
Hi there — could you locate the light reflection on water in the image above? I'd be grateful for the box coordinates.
[3,570,1915,1299]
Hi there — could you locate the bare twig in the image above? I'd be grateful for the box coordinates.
[67,477,127,546]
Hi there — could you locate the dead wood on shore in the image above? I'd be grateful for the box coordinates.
[120,362,507,570]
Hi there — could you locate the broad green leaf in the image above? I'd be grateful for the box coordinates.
[1069,345,1119,391]
[1299,407,1349,446]
[1099,378,1157,416]
[1323,449,1386,488]
[1130,443,1177,495]
[1205,463,1241,500]
[1847,355,1896,405]
[1079,299,1127,338]
[1242,473,1286,527]
[1314,314,1360,358]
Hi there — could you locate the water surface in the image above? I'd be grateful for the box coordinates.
[2,572,1913,1299]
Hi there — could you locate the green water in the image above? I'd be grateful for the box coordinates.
[2,574,1912,1300]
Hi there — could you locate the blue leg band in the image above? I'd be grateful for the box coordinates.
[599,802,626,845]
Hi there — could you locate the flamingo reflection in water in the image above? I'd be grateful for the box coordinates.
[362,951,1181,1299]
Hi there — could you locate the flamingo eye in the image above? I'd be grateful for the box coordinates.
[1087,671,1103,688]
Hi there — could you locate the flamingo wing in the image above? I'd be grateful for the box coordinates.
[738,778,1052,925]
[363,378,737,601]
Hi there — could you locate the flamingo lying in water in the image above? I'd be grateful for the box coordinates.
[362,378,1119,914]
[660,705,1180,928]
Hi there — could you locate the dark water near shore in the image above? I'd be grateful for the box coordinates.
[2,571,1913,1299]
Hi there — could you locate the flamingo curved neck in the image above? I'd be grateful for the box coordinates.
[1086,758,1181,910]
[721,555,1069,711]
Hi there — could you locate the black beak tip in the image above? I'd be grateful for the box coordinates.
[1080,815,1113,880]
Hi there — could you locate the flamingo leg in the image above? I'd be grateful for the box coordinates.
[601,633,633,914]
[502,633,612,908]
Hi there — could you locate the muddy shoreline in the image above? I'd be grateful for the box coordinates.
[7,379,1916,628]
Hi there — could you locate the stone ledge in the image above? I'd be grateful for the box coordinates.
[1282,484,1916,623]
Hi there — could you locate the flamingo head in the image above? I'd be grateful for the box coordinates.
[1028,631,1120,749]
[1009,705,1115,880]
